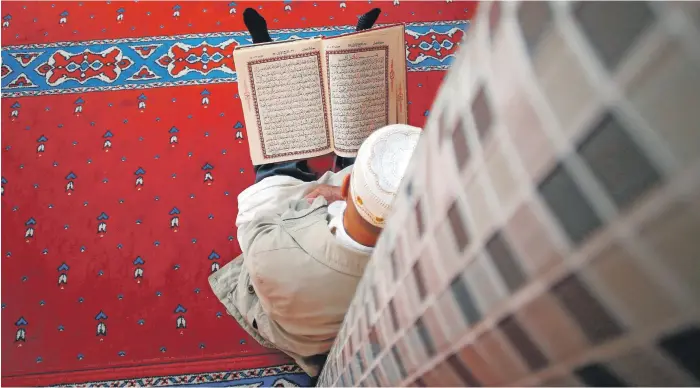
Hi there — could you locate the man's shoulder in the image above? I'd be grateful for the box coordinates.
[280,197,329,222]
[247,197,369,277]
[248,198,331,254]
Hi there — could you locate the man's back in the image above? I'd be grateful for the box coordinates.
[210,196,371,375]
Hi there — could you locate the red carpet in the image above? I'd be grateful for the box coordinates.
[1,1,474,385]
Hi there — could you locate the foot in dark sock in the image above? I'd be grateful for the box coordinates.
[356,8,381,31]
[243,8,272,44]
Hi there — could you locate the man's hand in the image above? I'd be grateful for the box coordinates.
[305,184,343,203]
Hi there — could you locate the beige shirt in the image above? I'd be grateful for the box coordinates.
[209,167,371,376]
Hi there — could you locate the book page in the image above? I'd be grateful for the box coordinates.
[323,25,408,157]
[234,39,332,165]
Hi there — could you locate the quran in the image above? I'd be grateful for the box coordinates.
[234,24,408,165]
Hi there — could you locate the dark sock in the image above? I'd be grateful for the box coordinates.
[356,8,381,31]
[334,155,355,171]
[243,8,272,44]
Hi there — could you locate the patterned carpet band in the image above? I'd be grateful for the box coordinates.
[57,364,311,387]
[1,20,467,97]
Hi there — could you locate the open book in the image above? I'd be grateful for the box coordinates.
[234,24,408,165]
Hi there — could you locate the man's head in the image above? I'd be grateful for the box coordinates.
[340,124,422,246]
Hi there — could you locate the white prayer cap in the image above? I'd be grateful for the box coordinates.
[350,124,422,228]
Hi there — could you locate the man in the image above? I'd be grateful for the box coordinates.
[209,124,421,376]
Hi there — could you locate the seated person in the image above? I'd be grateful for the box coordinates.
[208,8,422,377]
